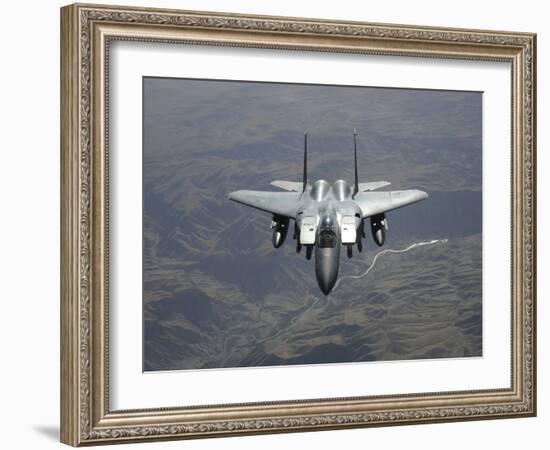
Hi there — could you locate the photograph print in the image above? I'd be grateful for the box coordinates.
[142,77,482,372]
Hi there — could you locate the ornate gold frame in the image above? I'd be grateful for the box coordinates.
[60,3,536,446]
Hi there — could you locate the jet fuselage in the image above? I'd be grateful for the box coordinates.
[296,179,362,295]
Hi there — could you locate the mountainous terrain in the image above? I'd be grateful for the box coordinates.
[142,77,482,371]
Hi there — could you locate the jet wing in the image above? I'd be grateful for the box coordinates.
[353,189,428,218]
[228,190,301,218]
[358,181,391,191]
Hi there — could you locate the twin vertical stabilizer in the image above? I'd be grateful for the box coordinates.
[300,130,359,195]
[270,130,390,194]
[302,132,308,193]
[352,130,359,198]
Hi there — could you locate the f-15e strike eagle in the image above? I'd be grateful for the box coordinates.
[228,131,428,295]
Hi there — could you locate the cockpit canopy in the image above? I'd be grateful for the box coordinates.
[320,212,336,230]
[318,212,337,248]
[318,229,337,248]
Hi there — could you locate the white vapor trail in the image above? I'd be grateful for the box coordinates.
[332,238,448,292]
[254,238,448,346]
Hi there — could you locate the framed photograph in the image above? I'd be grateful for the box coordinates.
[60,3,536,446]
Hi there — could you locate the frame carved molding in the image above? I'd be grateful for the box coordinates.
[61,3,536,446]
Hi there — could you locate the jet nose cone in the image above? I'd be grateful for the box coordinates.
[318,276,336,296]
[315,247,340,296]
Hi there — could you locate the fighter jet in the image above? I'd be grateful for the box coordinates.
[228,131,428,295]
